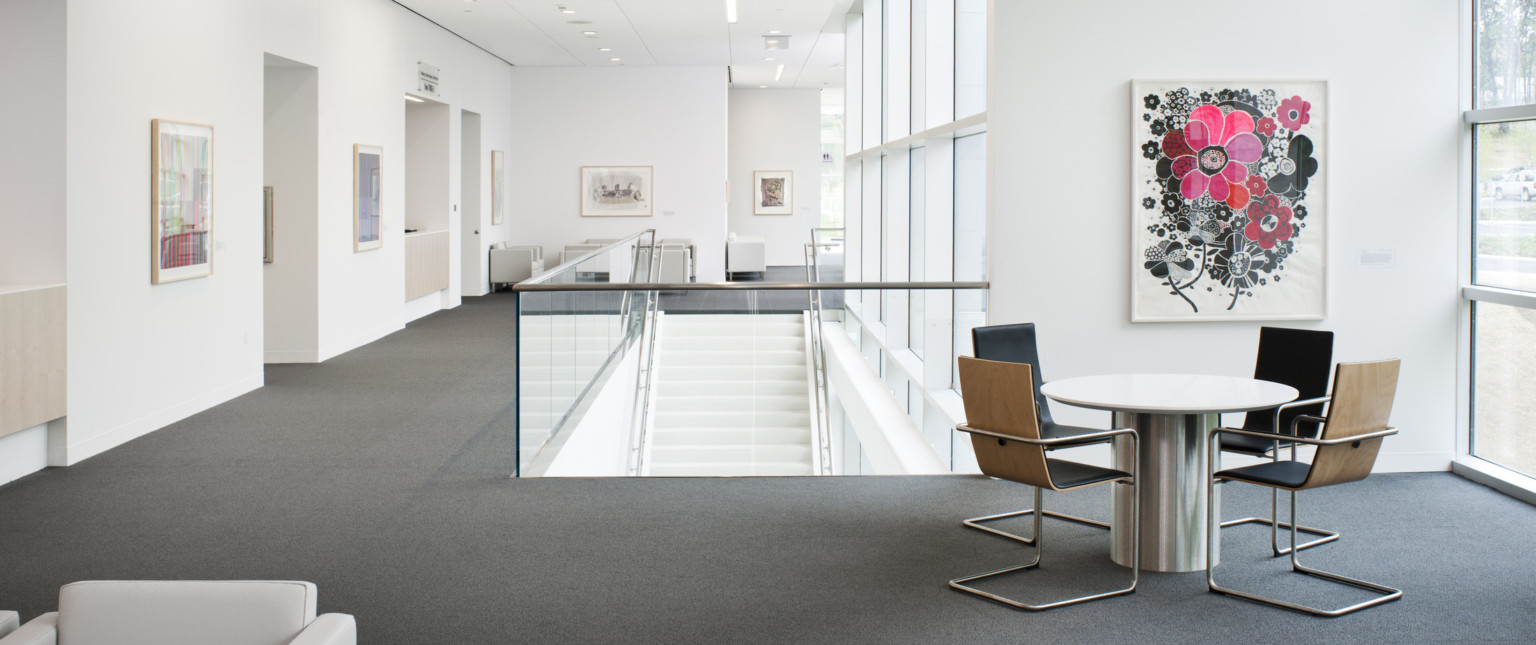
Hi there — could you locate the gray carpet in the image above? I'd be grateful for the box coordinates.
[1,295,1533,643]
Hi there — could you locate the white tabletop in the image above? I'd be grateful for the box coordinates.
[1039,373,1298,415]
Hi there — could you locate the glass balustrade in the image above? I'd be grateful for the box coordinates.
[513,230,986,478]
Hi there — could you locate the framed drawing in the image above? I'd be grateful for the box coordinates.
[1131,80,1327,322]
[492,150,506,225]
[150,119,214,284]
[354,144,383,252]
[753,170,793,215]
[580,166,652,217]
[263,186,274,263]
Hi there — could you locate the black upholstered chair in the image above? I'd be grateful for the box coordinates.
[1217,326,1337,555]
[952,357,1140,611]
[968,323,1110,543]
[1207,359,1403,616]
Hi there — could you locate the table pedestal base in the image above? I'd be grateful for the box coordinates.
[1110,411,1220,573]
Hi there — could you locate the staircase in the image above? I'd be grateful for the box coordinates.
[644,313,817,476]
[517,314,624,468]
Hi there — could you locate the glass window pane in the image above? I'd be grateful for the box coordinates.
[1474,0,1536,109]
[953,133,987,387]
[1472,300,1536,477]
[911,0,926,132]
[1474,121,1536,291]
[821,105,845,229]
[955,0,987,118]
[910,147,927,358]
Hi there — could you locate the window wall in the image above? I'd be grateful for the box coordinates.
[1465,0,1536,490]
[842,0,988,470]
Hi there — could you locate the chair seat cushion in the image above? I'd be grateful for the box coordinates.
[1215,460,1311,489]
[1219,430,1290,456]
[1046,458,1130,489]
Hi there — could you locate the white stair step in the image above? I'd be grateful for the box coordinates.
[650,427,813,446]
[657,380,806,397]
[660,349,805,367]
[659,365,806,381]
[654,394,810,412]
[646,462,814,477]
[649,445,812,463]
[660,336,804,351]
[653,410,810,428]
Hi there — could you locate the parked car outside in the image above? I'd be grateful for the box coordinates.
[1491,168,1536,201]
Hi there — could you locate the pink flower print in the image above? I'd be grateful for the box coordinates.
[1255,117,1278,137]
[1243,194,1295,250]
[1276,96,1311,130]
[1166,105,1264,209]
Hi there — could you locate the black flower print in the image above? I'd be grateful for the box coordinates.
[1145,94,1161,110]
[1143,197,1157,210]
[1141,140,1161,160]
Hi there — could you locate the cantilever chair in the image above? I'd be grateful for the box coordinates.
[966,323,1111,544]
[951,357,1140,611]
[1207,359,1403,617]
[1217,327,1337,556]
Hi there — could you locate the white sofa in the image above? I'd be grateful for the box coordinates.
[660,247,691,284]
[0,581,355,645]
[489,243,545,289]
[726,236,766,280]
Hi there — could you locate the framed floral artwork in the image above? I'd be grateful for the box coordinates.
[150,119,214,284]
[1131,80,1327,322]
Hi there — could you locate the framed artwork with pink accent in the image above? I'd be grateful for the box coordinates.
[1131,80,1327,322]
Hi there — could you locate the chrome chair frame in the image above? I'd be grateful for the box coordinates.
[1207,421,1402,617]
[1217,396,1340,556]
[950,424,1140,611]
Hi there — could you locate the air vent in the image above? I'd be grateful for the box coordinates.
[727,65,733,83]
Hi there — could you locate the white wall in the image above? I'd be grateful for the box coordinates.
[404,99,451,233]
[728,89,823,267]
[264,58,321,362]
[63,0,268,464]
[509,67,729,281]
[25,0,514,467]
[988,0,1460,472]
[0,0,66,285]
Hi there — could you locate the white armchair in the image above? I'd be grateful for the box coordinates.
[489,243,545,289]
[660,247,691,284]
[726,236,766,280]
[0,581,355,645]
[0,612,17,639]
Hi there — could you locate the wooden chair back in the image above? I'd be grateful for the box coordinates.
[1303,359,1401,489]
[957,356,1053,489]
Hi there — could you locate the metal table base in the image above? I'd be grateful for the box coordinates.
[1110,411,1220,573]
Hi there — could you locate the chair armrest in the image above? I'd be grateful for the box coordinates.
[1270,396,1332,436]
[0,613,57,645]
[288,613,356,645]
[0,611,18,638]
[1213,425,1397,446]
[955,423,1136,447]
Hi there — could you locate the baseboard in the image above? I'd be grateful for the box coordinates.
[0,424,49,487]
[403,290,443,324]
[1375,451,1451,473]
[62,372,264,466]
[264,348,320,364]
[317,321,402,362]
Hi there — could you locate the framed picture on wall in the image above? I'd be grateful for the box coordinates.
[150,119,214,284]
[1130,80,1328,322]
[263,186,275,263]
[580,165,652,217]
[354,144,383,252]
[753,170,793,215]
[492,150,506,225]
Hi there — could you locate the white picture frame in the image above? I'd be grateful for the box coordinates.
[354,144,383,252]
[150,119,214,284]
[581,165,653,217]
[753,170,793,216]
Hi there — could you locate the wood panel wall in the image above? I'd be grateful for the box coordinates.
[1,285,66,438]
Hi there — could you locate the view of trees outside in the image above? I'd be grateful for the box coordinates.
[1472,0,1536,477]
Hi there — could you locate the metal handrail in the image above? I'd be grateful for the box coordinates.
[804,238,834,475]
[626,238,665,475]
[514,280,989,292]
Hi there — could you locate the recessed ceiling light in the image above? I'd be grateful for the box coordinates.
[567,20,591,24]
[764,35,788,50]
[599,48,612,52]
[726,0,738,24]
[764,57,775,61]
[774,64,784,81]
[768,30,781,34]
[759,85,767,89]
[583,31,597,35]
[559,5,575,13]
[610,57,621,62]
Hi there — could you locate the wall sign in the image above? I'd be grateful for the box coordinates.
[418,62,440,98]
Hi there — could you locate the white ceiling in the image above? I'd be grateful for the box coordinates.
[394,0,851,89]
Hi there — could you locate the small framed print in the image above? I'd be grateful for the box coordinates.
[581,166,652,217]
[754,170,792,215]
[354,144,382,252]
[492,150,506,225]
[150,119,214,284]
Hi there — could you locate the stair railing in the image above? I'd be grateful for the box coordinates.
[804,238,835,475]
[625,236,665,475]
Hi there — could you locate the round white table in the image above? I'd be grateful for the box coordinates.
[1040,374,1298,573]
